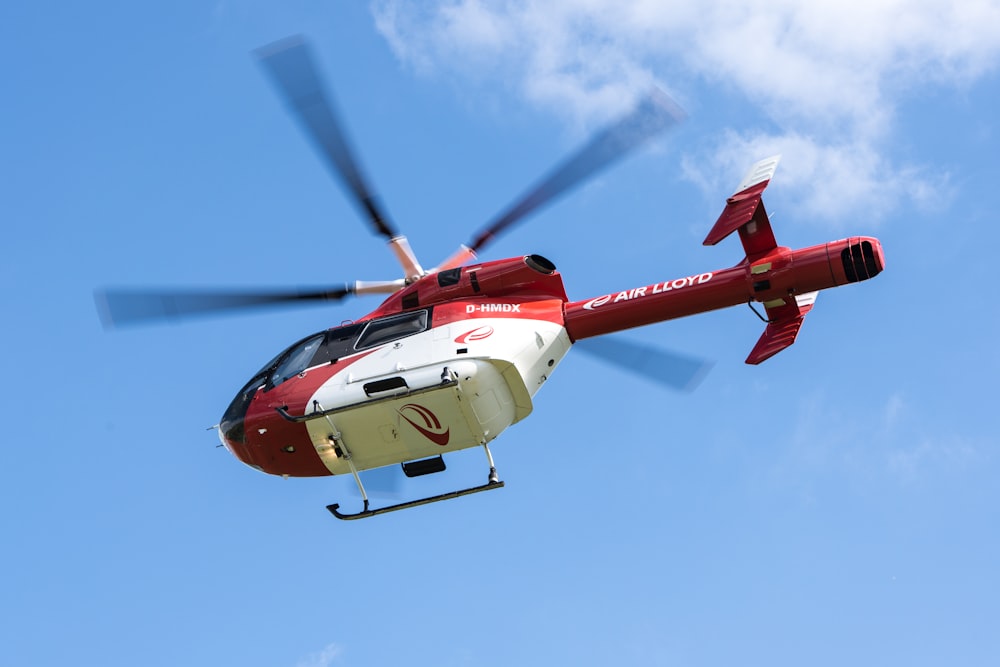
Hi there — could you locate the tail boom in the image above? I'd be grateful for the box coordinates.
[563,236,884,357]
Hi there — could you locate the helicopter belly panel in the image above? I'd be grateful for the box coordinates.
[302,359,525,475]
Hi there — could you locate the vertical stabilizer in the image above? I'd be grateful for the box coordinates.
[703,155,782,262]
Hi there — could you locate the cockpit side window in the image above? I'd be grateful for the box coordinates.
[355,310,429,351]
[322,322,365,360]
[269,334,325,388]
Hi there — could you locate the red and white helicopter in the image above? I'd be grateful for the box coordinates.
[97,37,885,520]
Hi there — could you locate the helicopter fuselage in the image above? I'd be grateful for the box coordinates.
[218,255,572,477]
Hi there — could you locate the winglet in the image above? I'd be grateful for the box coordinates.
[745,291,817,364]
[703,155,781,262]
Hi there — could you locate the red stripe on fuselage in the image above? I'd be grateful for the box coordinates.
[432,298,565,327]
[234,350,375,477]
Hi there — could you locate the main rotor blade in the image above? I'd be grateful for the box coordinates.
[466,89,685,257]
[95,286,352,328]
[255,36,397,241]
[574,336,712,393]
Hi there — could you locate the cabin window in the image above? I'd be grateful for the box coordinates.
[355,310,429,351]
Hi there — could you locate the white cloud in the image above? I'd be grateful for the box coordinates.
[887,434,983,483]
[371,0,999,222]
[295,643,343,667]
[770,390,987,491]
[682,129,948,223]
[876,394,986,483]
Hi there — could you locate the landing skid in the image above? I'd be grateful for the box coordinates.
[327,442,504,521]
[328,479,504,520]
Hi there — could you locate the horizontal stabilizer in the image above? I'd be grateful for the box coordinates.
[745,291,817,365]
[704,155,781,262]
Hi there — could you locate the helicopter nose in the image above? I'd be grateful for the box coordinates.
[217,421,238,453]
[219,403,247,448]
[218,415,264,470]
[219,387,261,468]
[218,414,246,455]
[219,372,269,462]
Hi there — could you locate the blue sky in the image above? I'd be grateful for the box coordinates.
[3,2,999,666]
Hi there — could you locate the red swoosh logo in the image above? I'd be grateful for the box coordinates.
[454,325,494,344]
[398,403,451,446]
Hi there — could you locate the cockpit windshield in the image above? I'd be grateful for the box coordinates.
[262,309,431,390]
